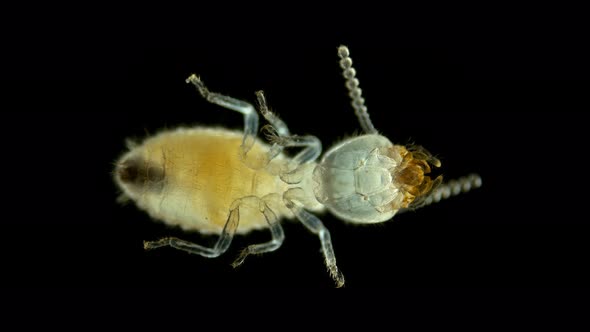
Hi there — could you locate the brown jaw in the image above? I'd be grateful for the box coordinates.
[393,145,442,208]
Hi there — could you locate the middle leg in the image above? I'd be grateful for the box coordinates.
[186,74,259,156]
[255,90,322,173]
[231,195,285,268]
[186,75,290,170]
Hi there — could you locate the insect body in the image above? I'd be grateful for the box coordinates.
[114,46,481,287]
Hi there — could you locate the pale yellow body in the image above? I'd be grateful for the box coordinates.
[117,127,323,235]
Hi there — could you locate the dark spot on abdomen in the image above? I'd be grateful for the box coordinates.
[118,159,139,183]
[116,156,165,192]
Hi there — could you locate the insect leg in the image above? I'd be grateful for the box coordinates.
[337,45,377,134]
[254,90,321,168]
[284,193,345,287]
[143,201,241,258]
[280,135,322,167]
[231,196,285,268]
[256,90,290,137]
[186,74,259,155]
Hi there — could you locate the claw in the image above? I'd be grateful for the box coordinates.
[231,249,250,268]
[329,265,345,288]
[143,238,170,250]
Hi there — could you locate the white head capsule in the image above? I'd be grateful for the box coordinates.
[313,134,442,224]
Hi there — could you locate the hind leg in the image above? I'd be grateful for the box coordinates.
[143,198,242,258]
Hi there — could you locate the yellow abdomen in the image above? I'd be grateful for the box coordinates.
[130,127,290,234]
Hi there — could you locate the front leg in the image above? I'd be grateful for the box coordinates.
[284,192,345,288]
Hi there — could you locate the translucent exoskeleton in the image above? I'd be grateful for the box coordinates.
[114,46,482,287]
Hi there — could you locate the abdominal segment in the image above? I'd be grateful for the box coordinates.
[117,128,289,234]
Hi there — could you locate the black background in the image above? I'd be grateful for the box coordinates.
[1,6,588,288]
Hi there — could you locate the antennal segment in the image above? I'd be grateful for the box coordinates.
[338,45,377,134]
[422,174,482,207]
